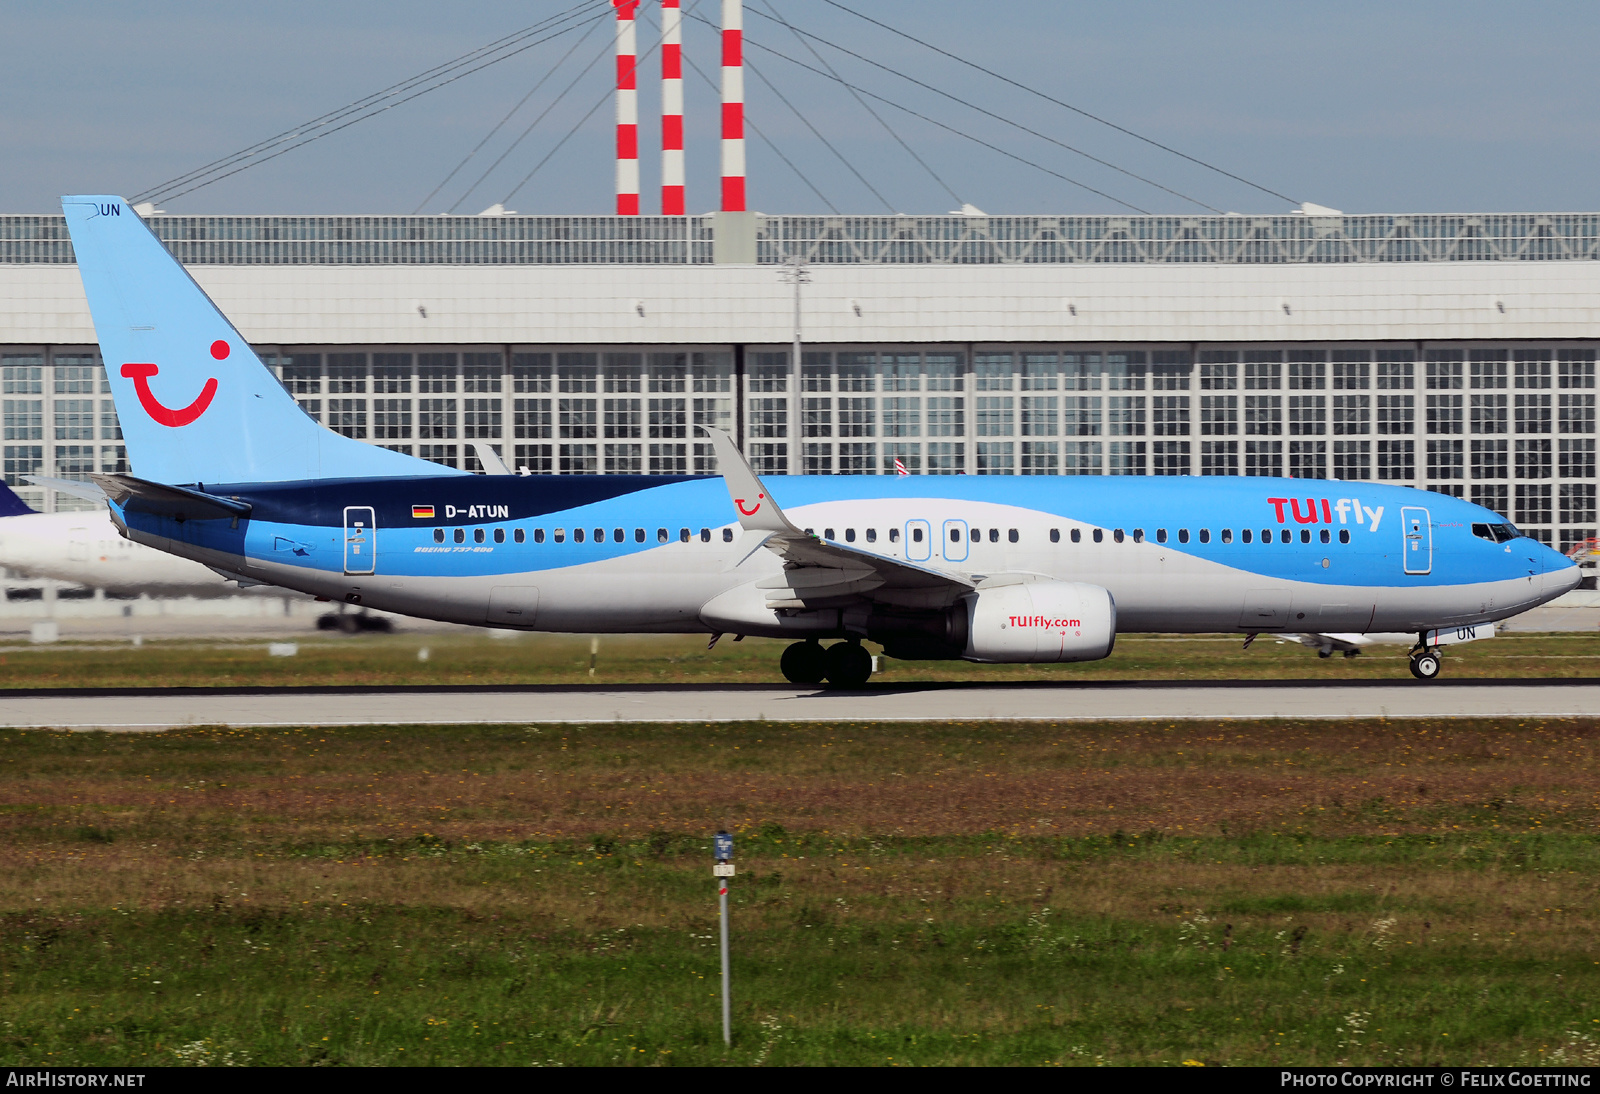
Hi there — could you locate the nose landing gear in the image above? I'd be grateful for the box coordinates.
[780,639,873,688]
[1408,645,1442,681]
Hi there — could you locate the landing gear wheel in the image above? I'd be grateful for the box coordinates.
[1317,649,1333,659]
[780,641,827,684]
[1408,650,1442,681]
[822,641,873,688]
[1343,648,1360,659]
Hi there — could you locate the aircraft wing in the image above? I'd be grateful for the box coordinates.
[700,427,973,609]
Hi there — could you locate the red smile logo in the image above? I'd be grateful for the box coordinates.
[119,340,226,427]
[735,492,765,516]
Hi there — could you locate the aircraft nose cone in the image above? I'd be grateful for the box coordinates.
[1543,547,1581,597]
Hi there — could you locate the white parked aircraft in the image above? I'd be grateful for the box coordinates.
[0,480,251,596]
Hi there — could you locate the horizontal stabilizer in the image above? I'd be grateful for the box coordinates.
[26,476,107,505]
[92,473,252,523]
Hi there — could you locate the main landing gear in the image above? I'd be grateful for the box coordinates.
[1408,643,1443,681]
[780,639,873,688]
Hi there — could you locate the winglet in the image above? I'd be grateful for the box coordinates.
[699,426,802,534]
[471,442,512,476]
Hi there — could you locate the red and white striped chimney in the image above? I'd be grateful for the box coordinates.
[719,0,745,212]
[613,0,640,216]
[660,0,685,215]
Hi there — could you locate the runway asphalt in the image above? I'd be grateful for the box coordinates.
[0,679,1596,730]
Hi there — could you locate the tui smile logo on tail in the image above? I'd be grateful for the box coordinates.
[119,340,226,427]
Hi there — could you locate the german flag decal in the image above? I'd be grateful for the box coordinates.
[412,505,435,520]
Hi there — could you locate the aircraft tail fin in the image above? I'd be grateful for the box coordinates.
[61,195,467,486]
[0,482,38,517]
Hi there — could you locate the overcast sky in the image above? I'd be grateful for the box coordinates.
[5,1,1599,216]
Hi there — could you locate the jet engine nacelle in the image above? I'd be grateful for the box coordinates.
[962,581,1116,663]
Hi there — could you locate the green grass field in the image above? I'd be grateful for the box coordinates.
[4,717,1600,1066]
[0,628,1594,689]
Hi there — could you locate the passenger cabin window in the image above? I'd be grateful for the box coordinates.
[988,528,999,543]
[1092,529,1104,543]
[1131,528,1144,543]
[1049,528,1060,543]
[1071,529,1081,543]
[634,528,645,543]
[1198,529,1210,544]
[1220,529,1232,544]
[1008,528,1018,543]
[594,528,604,542]
[826,528,836,540]
[700,528,711,542]
[950,528,961,543]
[1339,529,1351,543]
[658,528,669,542]
[554,528,565,543]
[1113,528,1125,543]
[723,527,734,542]
[575,528,586,543]
[970,528,980,542]
[1280,530,1291,543]
[865,528,877,543]
[1300,529,1311,544]
[1241,529,1252,543]
[433,528,444,543]
[1156,528,1168,543]
[1177,529,1190,544]
[453,528,465,544]
[493,528,505,544]
[845,529,856,543]
[472,529,483,544]
[1320,529,1331,544]
[614,528,625,542]
[518,529,529,544]
[680,528,690,542]
[912,527,923,542]
[890,528,901,542]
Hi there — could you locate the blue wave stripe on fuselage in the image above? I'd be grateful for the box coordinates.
[165,474,1554,588]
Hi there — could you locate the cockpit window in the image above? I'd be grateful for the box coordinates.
[1472,522,1519,543]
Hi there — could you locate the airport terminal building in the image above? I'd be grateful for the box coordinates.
[1,209,1597,551]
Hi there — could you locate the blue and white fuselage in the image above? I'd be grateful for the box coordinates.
[60,193,1579,683]
[105,470,1575,644]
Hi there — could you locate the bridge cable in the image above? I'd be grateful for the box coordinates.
[447,18,618,213]
[815,0,1299,207]
[416,12,609,214]
[139,3,602,205]
[682,51,841,213]
[746,5,1220,213]
[682,12,1150,214]
[754,0,959,210]
[137,1,598,203]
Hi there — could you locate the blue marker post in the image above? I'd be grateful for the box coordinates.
[713,829,735,1047]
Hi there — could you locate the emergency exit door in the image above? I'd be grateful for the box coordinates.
[1401,506,1431,575]
[344,506,376,575]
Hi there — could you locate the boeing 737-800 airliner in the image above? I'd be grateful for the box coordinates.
[59,196,1579,686]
